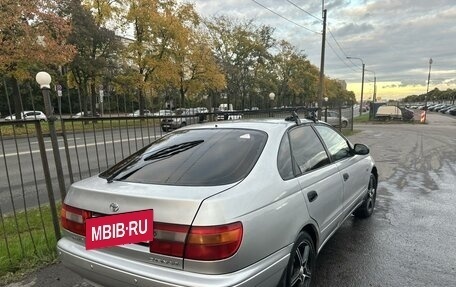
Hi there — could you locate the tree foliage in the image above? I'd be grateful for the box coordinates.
[62,0,121,114]
[403,88,456,104]
[0,0,358,116]
[206,17,276,109]
[0,0,75,78]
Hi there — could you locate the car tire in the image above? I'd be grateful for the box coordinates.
[180,122,187,128]
[279,231,316,287]
[161,127,168,132]
[354,173,377,218]
[342,121,348,128]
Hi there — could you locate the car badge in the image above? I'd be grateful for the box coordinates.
[109,203,120,213]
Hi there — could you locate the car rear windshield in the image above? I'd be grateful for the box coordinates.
[99,128,267,186]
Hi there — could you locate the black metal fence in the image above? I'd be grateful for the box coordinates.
[0,84,353,277]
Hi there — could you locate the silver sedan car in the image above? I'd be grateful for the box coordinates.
[58,114,377,287]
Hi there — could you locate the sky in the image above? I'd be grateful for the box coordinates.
[178,0,456,101]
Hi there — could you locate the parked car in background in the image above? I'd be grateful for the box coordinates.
[58,113,377,287]
[160,109,195,132]
[73,111,100,118]
[152,109,173,116]
[323,110,349,128]
[429,104,445,112]
[443,106,456,114]
[439,105,454,113]
[128,109,152,117]
[4,111,47,121]
[216,104,243,120]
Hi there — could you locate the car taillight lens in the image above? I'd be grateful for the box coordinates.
[149,223,189,257]
[61,203,92,236]
[185,222,243,261]
[149,221,243,261]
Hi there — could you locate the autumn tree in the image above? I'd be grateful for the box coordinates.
[61,0,121,115]
[120,0,200,114]
[170,30,225,107]
[206,17,275,110]
[325,78,355,106]
[0,0,75,119]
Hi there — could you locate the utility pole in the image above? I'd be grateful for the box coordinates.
[373,75,377,102]
[360,63,365,115]
[318,9,327,120]
[347,56,365,115]
[425,58,433,107]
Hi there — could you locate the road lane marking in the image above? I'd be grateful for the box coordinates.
[30,138,80,144]
[0,136,153,159]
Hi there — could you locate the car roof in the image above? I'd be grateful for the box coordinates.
[180,118,318,134]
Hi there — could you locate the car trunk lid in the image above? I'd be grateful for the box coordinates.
[62,176,238,269]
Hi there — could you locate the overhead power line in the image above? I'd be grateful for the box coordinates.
[325,40,360,73]
[286,0,322,22]
[327,28,350,61]
[250,0,321,35]
[327,26,361,68]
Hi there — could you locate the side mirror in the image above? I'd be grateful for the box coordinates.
[353,143,370,155]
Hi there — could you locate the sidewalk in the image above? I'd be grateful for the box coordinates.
[4,262,91,287]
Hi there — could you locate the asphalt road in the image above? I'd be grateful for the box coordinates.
[0,123,167,213]
[4,112,456,287]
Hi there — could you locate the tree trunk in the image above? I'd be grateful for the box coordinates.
[11,77,23,120]
[138,88,145,115]
[90,82,97,115]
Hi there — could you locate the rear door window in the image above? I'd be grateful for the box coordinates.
[100,129,267,186]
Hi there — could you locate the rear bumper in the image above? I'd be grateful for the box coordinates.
[57,237,289,287]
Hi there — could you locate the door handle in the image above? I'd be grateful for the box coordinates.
[307,191,318,202]
[343,173,349,181]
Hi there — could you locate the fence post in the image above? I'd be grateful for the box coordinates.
[338,105,342,132]
[61,121,74,184]
[351,105,354,131]
[35,122,61,240]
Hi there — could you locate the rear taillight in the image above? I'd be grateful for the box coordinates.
[61,203,92,236]
[150,222,243,261]
[149,223,189,257]
[185,222,243,261]
[61,203,243,261]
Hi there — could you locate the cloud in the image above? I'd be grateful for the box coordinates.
[334,23,374,37]
[180,0,456,99]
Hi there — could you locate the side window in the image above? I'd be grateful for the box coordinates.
[277,133,294,180]
[289,126,330,174]
[315,125,351,161]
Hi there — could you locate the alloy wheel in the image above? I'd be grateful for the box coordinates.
[290,241,313,287]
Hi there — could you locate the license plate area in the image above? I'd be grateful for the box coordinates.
[85,210,153,250]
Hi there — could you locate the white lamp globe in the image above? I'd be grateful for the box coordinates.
[36,72,52,89]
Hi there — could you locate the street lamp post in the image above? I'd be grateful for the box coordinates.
[347,57,365,115]
[99,86,104,117]
[35,72,64,240]
[365,69,376,103]
[425,58,433,107]
[423,58,433,124]
[36,72,66,201]
[323,96,328,122]
[269,92,275,117]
